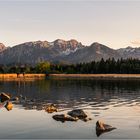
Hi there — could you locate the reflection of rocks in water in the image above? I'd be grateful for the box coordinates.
[96,120,116,137]
[52,114,78,123]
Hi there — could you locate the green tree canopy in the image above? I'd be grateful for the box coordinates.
[35,62,51,73]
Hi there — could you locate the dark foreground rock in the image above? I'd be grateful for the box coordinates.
[52,114,78,122]
[68,109,87,119]
[96,120,116,137]
[0,93,11,102]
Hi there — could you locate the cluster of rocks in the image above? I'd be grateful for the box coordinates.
[53,109,92,122]
[52,109,116,136]
[0,92,116,137]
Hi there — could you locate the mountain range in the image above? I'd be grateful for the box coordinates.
[0,39,140,65]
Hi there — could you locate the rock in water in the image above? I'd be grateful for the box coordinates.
[11,97,19,101]
[96,120,116,137]
[5,101,13,111]
[0,93,11,102]
[52,114,78,122]
[68,109,87,119]
[45,104,58,113]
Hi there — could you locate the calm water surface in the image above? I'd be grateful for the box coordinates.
[0,78,140,139]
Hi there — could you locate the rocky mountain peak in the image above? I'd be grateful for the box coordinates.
[18,41,49,48]
[54,39,81,46]
[0,43,6,52]
[91,42,100,46]
[53,39,83,52]
[54,39,66,44]
[126,46,133,49]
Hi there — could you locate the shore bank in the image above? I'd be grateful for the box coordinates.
[0,74,46,81]
[49,74,140,79]
[1,74,140,81]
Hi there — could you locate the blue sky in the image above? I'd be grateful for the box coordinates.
[0,0,140,49]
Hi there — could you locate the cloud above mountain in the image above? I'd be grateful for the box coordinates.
[131,40,140,46]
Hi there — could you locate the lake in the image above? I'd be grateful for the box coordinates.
[0,78,140,139]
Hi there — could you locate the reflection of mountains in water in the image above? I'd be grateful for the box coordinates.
[0,79,140,111]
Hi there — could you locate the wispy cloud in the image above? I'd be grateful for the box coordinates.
[131,40,140,46]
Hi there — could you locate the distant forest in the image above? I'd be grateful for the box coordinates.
[0,58,140,74]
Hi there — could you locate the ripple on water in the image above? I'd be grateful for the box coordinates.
[0,79,140,138]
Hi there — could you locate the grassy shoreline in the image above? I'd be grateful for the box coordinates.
[50,74,140,78]
[50,74,140,79]
[0,74,46,81]
[1,74,140,81]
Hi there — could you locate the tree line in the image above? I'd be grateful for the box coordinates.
[0,58,140,74]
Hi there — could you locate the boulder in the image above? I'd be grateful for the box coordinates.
[0,93,11,102]
[68,109,87,119]
[5,101,13,111]
[45,104,58,113]
[96,120,116,137]
[52,114,78,122]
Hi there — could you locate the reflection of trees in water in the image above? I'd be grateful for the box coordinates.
[0,79,140,111]
[37,79,51,95]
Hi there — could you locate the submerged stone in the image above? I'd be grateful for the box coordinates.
[96,120,116,137]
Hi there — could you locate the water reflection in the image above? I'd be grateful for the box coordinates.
[0,78,140,138]
[0,79,140,112]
